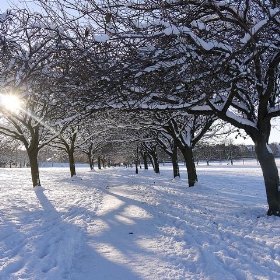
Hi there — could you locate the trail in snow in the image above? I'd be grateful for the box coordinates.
[0,161,280,280]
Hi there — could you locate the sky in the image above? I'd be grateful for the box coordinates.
[237,117,280,145]
[1,1,280,146]
[232,118,280,145]
[1,0,27,11]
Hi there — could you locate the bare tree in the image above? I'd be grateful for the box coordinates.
[101,0,280,215]
[0,9,80,186]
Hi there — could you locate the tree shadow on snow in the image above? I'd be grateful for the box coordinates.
[83,186,173,279]
[34,186,142,280]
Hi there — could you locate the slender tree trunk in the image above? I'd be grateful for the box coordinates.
[98,156,102,170]
[255,139,280,215]
[27,149,41,187]
[87,153,94,170]
[148,154,155,169]
[171,145,180,178]
[135,146,139,174]
[68,149,76,177]
[180,146,197,187]
[153,152,160,174]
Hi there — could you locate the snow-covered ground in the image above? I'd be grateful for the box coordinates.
[1,160,280,280]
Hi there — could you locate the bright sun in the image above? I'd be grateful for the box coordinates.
[0,94,21,112]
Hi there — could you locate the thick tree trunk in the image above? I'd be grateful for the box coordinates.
[153,153,160,174]
[255,139,280,215]
[87,153,94,170]
[147,151,160,174]
[28,149,41,187]
[151,151,160,174]
[180,146,197,187]
[68,149,76,177]
[154,159,160,173]
[141,151,149,170]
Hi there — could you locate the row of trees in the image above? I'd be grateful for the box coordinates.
[2,131,280,172]
[0,0,279,215]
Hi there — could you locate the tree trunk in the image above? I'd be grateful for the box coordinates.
[148,150,159,173]
[153,152,160,174]
[171,145,180,178]
[255,139,280,215]
[180,146,197,187]
[135,159,138,174]
[135,146,139,174]
[147,152,160,173]
[141,151,149,170]
[28,149,41,187]
[98,156,102,170]
[68,149,76,177]
[87,153,94,170]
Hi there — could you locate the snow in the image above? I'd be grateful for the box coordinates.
[181,26,232,53]
[225,110,257,128]
[1,160,280,280]
[190,20,209,31]
[240,33,250,44]
[0,13,9,22]
[163,24,180,36]
[93,34,110,43]
[269,7,280,17]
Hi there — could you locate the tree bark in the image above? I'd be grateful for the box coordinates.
[87,153,94,170]
[145,145,160,174]
[28,149,41,187]
[68,149,76,177]
[147,151,160,174]
[141,151,149,170]
[255,139,280,215]
[171,144,180,178]
[98,156,102,170]
[180,146,197,187]
[154,156,160,173]
[135,146,139,174]
[150,150,160,174]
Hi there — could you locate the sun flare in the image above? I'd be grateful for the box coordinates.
[0,94,21,112]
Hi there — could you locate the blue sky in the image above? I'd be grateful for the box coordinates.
[1,0,38,11]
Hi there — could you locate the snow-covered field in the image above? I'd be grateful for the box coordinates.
[1,160,280,280]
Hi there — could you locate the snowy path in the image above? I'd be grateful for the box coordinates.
[0,163,280,279]
[70,170,181,280]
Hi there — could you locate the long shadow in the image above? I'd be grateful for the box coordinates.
[0,185,140,280]
[99,173,278,280]
[82,183,176,280]
[41,167,247,278]
[34,187,141,280]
